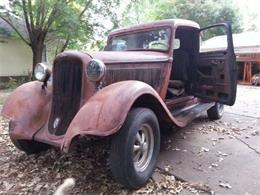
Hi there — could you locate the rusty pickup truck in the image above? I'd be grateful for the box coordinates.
[1,19,237,188]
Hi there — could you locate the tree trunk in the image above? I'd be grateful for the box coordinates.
[31,40,44,80]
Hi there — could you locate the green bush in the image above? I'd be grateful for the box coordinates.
[0,77,30,90]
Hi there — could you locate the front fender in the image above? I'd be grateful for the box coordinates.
[1,81,52,140]
[62,80,181,152]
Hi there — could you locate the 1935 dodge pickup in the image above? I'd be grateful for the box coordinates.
[1,19,237,188]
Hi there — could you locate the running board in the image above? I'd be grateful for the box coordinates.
[172,102,214,124]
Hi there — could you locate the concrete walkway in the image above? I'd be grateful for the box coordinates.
[158,85,260,195]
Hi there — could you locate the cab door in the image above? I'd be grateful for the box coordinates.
[191,23,237,106]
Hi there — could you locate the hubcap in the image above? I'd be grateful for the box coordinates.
[133,123,154,172]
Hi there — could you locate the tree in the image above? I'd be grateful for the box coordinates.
[120,0,242,35]
[119,0,154,26]
[0,0,118,75]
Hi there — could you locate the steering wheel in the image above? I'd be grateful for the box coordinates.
[149,41,168,49]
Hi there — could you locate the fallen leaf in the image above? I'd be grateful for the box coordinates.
[211,163,218,167]
[251,130,259,136]
[217,151,229,157]
[201,147,210,152]
[152,171,164,183]
[172,147,181,151]
[3,181,14,191]
[219,182,232,189]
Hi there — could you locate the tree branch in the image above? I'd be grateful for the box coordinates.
[35,0,42,27]
[65,0,75,4]
[40,2,50,27]
[79,0,92,18]
[27,0,35,30]
[0,15,31,46]
[43,2,59,31]
[60,35,70,52]
[21,0,32,41]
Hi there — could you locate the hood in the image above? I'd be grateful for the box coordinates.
[86,51,170,64]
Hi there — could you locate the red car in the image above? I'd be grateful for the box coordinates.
[1,19,237,188]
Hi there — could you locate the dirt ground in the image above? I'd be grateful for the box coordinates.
[0,85,259,195]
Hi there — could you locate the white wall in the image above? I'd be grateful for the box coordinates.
[0,37,32,77]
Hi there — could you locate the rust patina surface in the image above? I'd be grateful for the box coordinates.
[2,81,52,140]
[61,81,191,152]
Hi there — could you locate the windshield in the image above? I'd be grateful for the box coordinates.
[105,28,171,51]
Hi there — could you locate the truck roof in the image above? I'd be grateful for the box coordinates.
[109,19,200,36]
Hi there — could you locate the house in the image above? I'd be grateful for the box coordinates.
[0,17,32,82]
[201,31,260,84]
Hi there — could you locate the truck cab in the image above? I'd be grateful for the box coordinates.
[104,19,237,118]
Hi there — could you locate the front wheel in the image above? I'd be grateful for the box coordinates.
[207,103,224,120]
[11,138,50,155]
[109,108,160,189]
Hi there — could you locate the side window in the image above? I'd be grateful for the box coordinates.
[111,39,127,51]
[200,26,228,52]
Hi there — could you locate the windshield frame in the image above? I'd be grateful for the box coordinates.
[105,26,173,52]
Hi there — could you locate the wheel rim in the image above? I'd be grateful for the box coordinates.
[217,103,224,116]
[133,123,154,172]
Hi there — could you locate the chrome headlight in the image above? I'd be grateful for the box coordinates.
[34,62,50,82]
[86,59,106,82]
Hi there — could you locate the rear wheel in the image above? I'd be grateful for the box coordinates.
[207,103,224,120]
[11,138,50,155]
[109,108,160,189]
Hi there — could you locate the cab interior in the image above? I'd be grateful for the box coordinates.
[166,26,200,110]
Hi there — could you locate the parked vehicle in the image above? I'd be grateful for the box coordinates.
[1,19,237,189]
[251,73,260,85]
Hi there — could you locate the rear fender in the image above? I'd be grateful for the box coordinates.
[1,81,52,140]
[62,81,183,152]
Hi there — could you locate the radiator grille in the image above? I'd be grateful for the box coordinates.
[48,59,82,136]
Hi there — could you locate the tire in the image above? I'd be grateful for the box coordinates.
[207,103,224,120]
[10,138,50,155]
[109,108,160,189]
